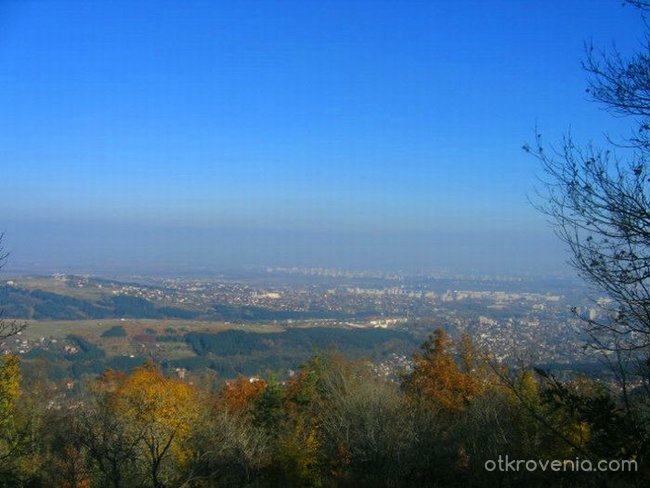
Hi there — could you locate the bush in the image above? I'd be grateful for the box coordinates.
[101,325,127,338]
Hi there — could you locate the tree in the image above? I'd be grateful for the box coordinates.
[317,358,421,486]
[0,354,23,483]
[0,234,25,341]
[217,375,267,414]
[75,373,141,488]
[0,355,19,426]
[402,329,480,411]
[527,1,650,355]
[86,362,201,488]
[0,235,31,485]
[192,407,269,487]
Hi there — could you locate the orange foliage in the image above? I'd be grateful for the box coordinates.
[282,353,350,414]
[218,376,267,412]
[283,367,318,414]
[403,329,481,410]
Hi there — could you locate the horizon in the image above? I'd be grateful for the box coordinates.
[1,1,645,276]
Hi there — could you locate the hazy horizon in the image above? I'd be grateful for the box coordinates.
[0,217,569,277]
[1,1,643,277]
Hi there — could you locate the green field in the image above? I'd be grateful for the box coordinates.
[18,319,285,361]
[20,318,283,340]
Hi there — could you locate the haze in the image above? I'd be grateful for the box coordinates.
[0,1,644,276]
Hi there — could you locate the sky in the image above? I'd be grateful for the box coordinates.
[0,0,647,276]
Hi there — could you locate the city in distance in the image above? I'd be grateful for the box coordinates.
[0,263,609,393]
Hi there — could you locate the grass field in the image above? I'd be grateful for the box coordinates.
[16,319,286,360]
[20,318,284,341]
[9,277,114,301]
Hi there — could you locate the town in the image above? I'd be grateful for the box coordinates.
[1,270,597,381]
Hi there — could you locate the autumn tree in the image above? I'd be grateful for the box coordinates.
[0,354,22,483]
[183,375,272,485]
[82,362,201,488]
[317,358,420,486]
[192,407,270,486]
[0,353,44,487]
[217,375,267,413]
[0,356,19,427]
[273,355,333,487]
[47,439,92,488]
[402,329,481,411]
[0,235,29,484]
[75,371,141,488]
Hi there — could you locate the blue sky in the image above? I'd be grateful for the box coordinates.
[0,1,646,275]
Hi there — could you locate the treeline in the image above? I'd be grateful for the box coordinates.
[0,285,200,320]
[0,329,647,487]
[0,285,380,322]
[174,327,417,377]
[186,327,416,357]
[19,327,418,381]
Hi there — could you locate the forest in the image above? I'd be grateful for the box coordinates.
[0,328,645,487]
[0,285,200,321]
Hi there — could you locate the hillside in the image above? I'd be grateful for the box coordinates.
[0,283,201,320]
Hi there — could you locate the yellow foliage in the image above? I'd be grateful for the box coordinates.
[516,369,540,404]
[565,420,591,447]
[278,415,323,487]
[98,360,200,469]
[0,354,20,424]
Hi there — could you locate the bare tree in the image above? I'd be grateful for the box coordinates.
[524,11,650,461]
[527,1,650,355]
[0,233,25,341]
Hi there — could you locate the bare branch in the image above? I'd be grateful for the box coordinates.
[0,234,26,342]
